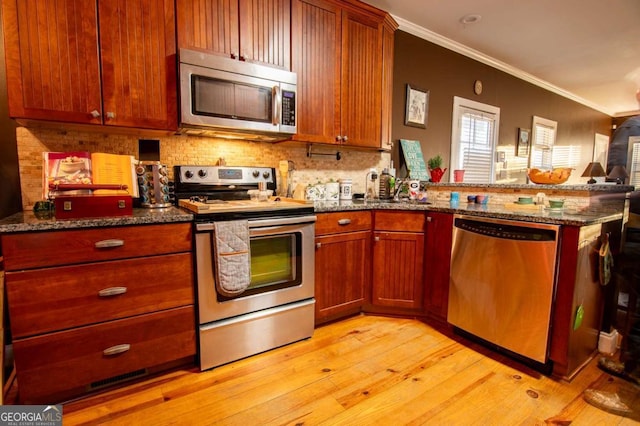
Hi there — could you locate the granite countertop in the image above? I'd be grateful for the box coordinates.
[313,199,624,226]
[0,206,193,233]
[0,196,624,234]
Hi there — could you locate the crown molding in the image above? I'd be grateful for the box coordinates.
[394,16,614,117]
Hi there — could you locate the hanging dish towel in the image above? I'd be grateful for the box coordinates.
[599,233,613,286]
[213,220,251,297]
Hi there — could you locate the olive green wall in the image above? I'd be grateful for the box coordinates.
[0,13,21,219]
[390,31,613,183]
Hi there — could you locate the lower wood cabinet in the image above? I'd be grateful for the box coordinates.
[424,212,454,321]
[13,306,195,404]
[368,211,425,314]
[2,222,196,403]
[314,212,371,324]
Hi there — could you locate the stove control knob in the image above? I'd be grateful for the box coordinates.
[252,170,260,178]
[184,170,194,179]
[262,171,270,179]
[198,169,208,178]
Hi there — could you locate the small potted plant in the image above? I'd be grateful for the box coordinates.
[427,155,447,183]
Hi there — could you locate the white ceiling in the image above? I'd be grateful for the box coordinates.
[364,0,640,117]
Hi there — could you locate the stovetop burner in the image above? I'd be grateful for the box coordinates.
[174,165,314,220]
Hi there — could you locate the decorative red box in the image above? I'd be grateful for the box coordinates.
[54,195,133,219]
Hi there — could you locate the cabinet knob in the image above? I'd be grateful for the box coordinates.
[103,344,131,356]
[335,135,343,142]
[230,53,237,60]
[95,239,124,248]
[374,236,380,242]
[342,135,348,143]
[316,242,322,249]
[90,110,101,118]
[426,216,432,222]
[98,287,128,297]
[105,111,116,120]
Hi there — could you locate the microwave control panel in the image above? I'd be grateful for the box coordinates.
[281,90,296,126]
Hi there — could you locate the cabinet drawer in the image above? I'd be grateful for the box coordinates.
[12,306,196,404]
[6,253,194,338]
[1,223,192,270]
[374,211,425,233]
[315,211,372,235]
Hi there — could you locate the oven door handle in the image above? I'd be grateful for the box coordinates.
[195,215,317,231]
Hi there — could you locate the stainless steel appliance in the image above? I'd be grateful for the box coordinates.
[174,166,315,371]
[448,215,560,370]
[179,49,297,141]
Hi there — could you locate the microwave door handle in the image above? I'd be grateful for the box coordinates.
[272,86,281,126]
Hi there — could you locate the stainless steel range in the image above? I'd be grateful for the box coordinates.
[174,165,316,370]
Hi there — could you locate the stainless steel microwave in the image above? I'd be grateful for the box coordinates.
[179,49,297,141]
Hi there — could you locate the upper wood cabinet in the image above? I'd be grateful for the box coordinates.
[2,0,178,131]
[176,0,291,70]
[291,0,396,149]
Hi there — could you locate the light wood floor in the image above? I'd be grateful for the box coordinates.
[42,315,640,424]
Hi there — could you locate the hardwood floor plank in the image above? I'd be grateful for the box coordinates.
[56,315,637,425]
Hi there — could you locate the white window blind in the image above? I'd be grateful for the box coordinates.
[530,116,557,170]
[451,97,500,183]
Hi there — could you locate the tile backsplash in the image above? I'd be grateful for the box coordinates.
[16,127,390,209]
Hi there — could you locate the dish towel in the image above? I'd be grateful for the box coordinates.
[213,220,251,297]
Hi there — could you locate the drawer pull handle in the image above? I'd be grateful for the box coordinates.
[337,219,351,226]
[98,287,128,297]
[103,344,131,356]
[95,239,124,248]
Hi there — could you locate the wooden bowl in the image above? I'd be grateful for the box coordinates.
[527,168,572,184]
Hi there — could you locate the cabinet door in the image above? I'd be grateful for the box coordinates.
[315,231,370,324]
[424,212,453,320]
[291,0,341,144]
[339,9,382,148]
[371,231,424,310]
[176,0,240,59]
[239,0,291,69]
[2,0,102,123]
[99,0,177,130]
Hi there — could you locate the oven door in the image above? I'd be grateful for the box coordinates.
[195,215,315,324]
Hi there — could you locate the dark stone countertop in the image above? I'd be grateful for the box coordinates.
[313,199,623,226]
[0,206,193,234]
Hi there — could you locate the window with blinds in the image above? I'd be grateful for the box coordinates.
[628,137,640,186]
[529,116,557,170]
[451,97,500,183]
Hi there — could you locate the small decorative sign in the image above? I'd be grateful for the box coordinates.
[399,139,430,181]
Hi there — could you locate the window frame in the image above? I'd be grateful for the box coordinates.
[450,96,500,183]
[529,116,558,170]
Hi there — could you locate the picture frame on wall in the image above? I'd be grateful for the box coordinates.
[516,128,530,157]
[405,84,428,128]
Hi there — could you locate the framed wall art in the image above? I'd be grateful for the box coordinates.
[405,84,429,128]
[516,128,530,157]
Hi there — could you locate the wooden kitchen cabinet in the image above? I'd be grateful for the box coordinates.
[176,0,291,69]
[2,222,196,404]
[368,211,425,314]
[291,0,397,148]
[424,212,454,321]
[314,211,371,324]
[2,0,177,131]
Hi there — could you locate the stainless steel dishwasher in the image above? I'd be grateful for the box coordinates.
[448,215,560,367]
